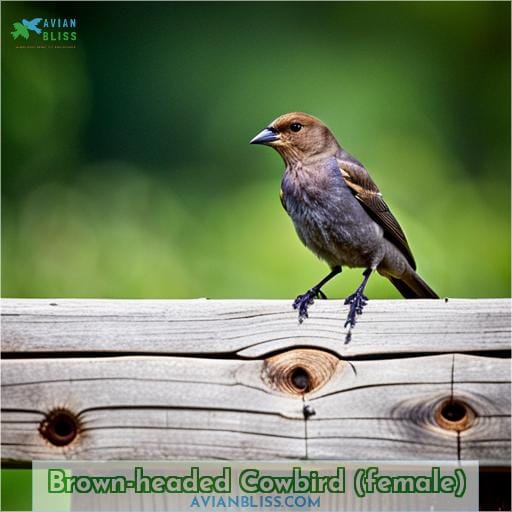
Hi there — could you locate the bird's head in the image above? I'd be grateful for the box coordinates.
[250,112,339,164]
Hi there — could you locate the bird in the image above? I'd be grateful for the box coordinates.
[250,112,438,334]
[22,18,43,34]
[11,22,30,40]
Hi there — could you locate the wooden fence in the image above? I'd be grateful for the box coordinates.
[2,298,510,465]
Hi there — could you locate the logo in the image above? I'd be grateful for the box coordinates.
[11,18,42,40]
[10,17,78,46]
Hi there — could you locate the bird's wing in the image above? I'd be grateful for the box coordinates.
[31,18,43,25]
[337,157,416,269]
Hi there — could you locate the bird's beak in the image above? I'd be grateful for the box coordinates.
[250,127,279,145]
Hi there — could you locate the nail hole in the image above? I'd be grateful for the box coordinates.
[436,399,474,431]
[290,367,310,392]
[303,404,316,419]
[39,409,79,446]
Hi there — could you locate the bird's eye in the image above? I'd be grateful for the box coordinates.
[290,122,303,132]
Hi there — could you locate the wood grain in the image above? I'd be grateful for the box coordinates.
[2,354,509,464]
[2,298,510,357]
[2,299,509,464]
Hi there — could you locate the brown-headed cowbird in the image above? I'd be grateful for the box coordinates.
[250,112,438,332]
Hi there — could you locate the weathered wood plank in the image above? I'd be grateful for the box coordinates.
[2,298,510,357]
[307,354,510,464]
[2,354,509,463]
[2,300,509,464]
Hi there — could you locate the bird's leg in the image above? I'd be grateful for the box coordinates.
[344,268,373,330]
[293,266,341,322]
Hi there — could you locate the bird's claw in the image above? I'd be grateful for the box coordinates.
[293,287,327,323]
[293,291,315,323]
[343,291,368,329]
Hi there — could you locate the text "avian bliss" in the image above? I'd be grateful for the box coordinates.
[42,18,77,42]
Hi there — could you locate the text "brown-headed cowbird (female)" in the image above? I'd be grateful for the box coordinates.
[250,112,438,333]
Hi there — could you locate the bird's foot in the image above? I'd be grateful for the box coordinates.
[343,290,368,329]
[293,287,327,323]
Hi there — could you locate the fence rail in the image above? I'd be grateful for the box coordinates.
[1,298,510,464]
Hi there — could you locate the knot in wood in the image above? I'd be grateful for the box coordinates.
[435,399,475,432]
[392,395,476,434]
[262,348,339,396]
[39,408,80,447]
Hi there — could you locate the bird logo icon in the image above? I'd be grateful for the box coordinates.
[11,18,42,40]
[23,18,43,34]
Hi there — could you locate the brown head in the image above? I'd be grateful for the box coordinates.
[250,112,339,164]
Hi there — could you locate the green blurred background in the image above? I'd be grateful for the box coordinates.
[2,1,510,302]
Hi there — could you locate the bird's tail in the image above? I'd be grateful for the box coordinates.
[11,31,19,39]
[390,270,438,299]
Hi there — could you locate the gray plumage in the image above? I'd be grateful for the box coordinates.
[280,153,433,297]
[250,112,438,330]
[281,155,386,270]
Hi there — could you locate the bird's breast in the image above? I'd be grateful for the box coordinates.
[280,162,384,267]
